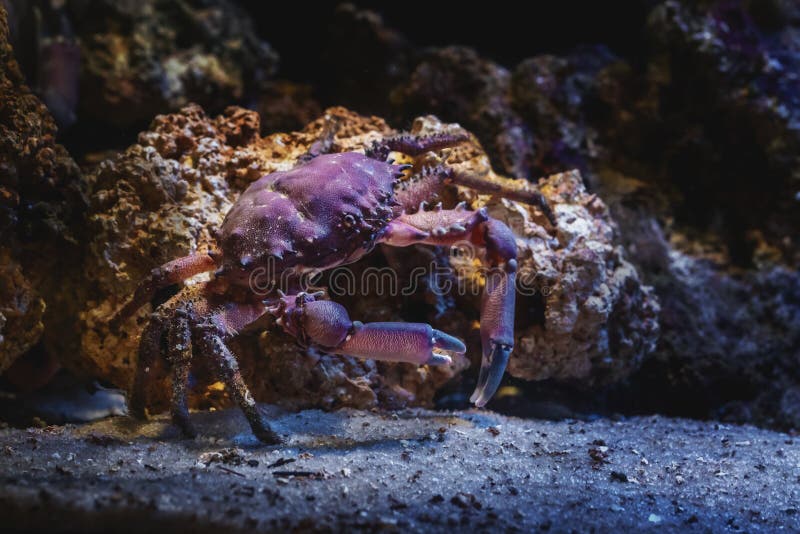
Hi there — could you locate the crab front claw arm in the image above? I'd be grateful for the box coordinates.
[381,211,521,407]
[273,297,465,367]
[471,258,517,406]
[337,322,465,366]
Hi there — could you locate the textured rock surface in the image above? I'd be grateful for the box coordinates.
[68,0,277,129]
[503,170,659,385]
[639,0,800,263]
[601,1,800,429]
[0,407,798,532]
[613,223,800,430]
[324,2,800,429]
[0,5,84,377]
[254,81,322,135]
[406,117,659,386]
[394,47,536,180]
[81,104,656,412]
[4,0,281,160]
[0,254,45,374]
[321,3,413,116]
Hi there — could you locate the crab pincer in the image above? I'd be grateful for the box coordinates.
[336,322,466,366]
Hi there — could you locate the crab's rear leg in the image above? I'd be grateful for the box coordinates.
[295,116,340,165]
[132,306,195,437]
[395,165,556,226]
[131,283,280,444]
[273,295,465,367]
[190,326,281,444]
[380,207,518,406]
[366,133,469,161]
[129,315,165,419]
[109,254,218,329]
[167,309,195,437]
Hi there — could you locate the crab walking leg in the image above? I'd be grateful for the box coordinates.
[380,208,520,406]
[394,165,556,226]
[448,171,555,227]
[166,309,195,438]
[366,133,469,161]
[193,326,282,444]
[109,254,218,329]
[129,316,164,419]
[275,298,465,366]
[295,116,339,165]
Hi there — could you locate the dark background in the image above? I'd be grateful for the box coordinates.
[242,1,651,95]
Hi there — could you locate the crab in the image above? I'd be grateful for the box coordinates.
[110,131,556,444]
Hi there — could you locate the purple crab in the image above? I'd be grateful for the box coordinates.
[111,131,556,444]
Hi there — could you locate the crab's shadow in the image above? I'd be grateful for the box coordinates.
[105,404,504,453]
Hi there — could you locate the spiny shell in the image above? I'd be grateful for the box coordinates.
[219,152,402,283]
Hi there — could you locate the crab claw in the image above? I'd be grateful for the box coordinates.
[469,342,512,407]
[286,297,466,367]
[336,322,466,366]
[430,329,468,365]
[469,243,518,407]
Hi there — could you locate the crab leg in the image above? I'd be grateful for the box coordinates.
[395,165,556,226]
[109,254,218,329]
[380,207,519,406]
[129,315,164,419]
[166,309,195,437]
[273,296,465,366]
[296,116,339,165]
[193,323,282,444]
[366,133,469,161]
[446,169,555,226]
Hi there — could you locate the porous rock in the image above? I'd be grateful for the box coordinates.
[394,46,536,180]
[334,1,800,427]
[406,116,659,385]
[0,5,84,378]
[0,253,45,374]
[70,0,278,129]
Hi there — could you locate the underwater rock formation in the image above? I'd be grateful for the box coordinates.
[70,0,278,129]
[620,1,800,429]
[627,230,800,429]
[4,0,280,156]
[326,2,800,428]
[254,81,322,135]
[640,0,800,264]
[81,105,657,411]
[395,47,536,181]
[0,255,45,374]
[0,5,84,379]
[510,47,633,182]
[591,1,800,428]
[404,116,659,385]
[321,3,413,117]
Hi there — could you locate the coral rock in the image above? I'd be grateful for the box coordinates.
[0,254,45,374]
[0,4,84,377]
[407,116,659,384]
[395,46,535,180]
[74,0,277,127]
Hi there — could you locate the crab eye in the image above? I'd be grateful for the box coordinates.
[344,214,356,227]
